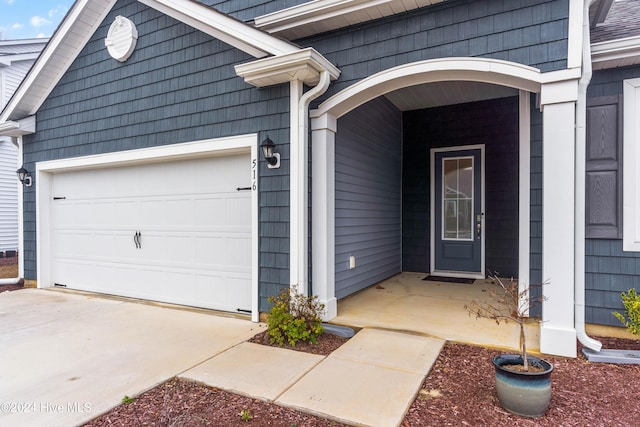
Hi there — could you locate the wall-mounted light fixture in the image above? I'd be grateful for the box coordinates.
[16,166,32,187]
[260,136,280,169]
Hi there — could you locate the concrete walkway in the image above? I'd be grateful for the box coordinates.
[0,289,444,427]
[183,328,444,427]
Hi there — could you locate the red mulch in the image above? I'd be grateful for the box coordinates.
[82,329,640,427]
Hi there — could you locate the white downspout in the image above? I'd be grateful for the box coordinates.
[291,70,332,295]
[575,0,602,352]
[0,136,25,285]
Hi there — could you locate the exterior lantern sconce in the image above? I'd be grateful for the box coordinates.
[260,136,280,169]
[16,166,32,187]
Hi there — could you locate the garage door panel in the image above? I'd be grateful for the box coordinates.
[50,153,253,314]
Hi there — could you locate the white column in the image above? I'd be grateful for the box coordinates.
[311,113,337,319]
[540,93,578,357]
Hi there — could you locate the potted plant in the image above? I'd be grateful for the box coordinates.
[465,274,553,418]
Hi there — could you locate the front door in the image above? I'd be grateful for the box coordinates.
[431,146,484,278]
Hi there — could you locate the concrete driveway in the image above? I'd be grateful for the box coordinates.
[0,289,260,427]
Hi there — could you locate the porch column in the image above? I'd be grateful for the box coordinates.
[311,113,337,320]
[539,79,579,358]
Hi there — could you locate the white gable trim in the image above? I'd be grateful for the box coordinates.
[1,0,299,123]
[139,0,298,58]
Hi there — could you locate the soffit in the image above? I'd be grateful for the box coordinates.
[254,0,446,39]
[383,81,518,111]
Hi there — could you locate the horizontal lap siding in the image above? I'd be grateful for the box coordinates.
[301,0,569,102]
[22,0,291,311]
[584,65,640,326]
[335,97,402,298]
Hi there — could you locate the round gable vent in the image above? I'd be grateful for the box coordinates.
[105,16,138,62]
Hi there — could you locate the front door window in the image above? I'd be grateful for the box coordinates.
[443,157,474,240]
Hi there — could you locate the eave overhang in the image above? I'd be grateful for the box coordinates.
[235,47,340,87]
[0,116,36,137]
[591,35,640,70]
[254,0,443,40]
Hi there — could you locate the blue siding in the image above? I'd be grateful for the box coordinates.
[203,0,309,22]
[529,97,543,316]
[402,96,520,277]
[335,97,402,298]
[301,0,569,102]
[584,64,640,326]
[21,0,291,311]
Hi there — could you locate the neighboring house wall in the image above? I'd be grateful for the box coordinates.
[334,97,402,298]
[585,64,640,326]
[301,0,570,102]
[1,45,45,254]
[402,96,520,277]
[0,140,17,253]
[1,61,32,107]
[20,0,291,310]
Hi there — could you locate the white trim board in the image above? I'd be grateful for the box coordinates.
[623,78,640,252]
[36,134,261,322]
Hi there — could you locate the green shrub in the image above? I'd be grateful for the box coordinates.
[267,287,325,346]
[613,288,640,336]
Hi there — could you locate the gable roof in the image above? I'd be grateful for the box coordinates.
[0,0,300,124]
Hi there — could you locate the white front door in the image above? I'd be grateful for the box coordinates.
[49,153,253,313]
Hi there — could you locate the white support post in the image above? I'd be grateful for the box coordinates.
[311,113,337,320]
[540,100,578,357]
[289,80,306,294]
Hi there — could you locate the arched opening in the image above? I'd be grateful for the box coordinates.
[311,59,540,351]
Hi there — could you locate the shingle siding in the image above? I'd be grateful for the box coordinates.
[203,0,309,22]
[21,0,292,308]
[300,0,569,102]
[584,64,640,326]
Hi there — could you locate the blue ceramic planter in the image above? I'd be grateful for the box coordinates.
[492,354,554,418]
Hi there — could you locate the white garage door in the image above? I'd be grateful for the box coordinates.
[50,153,252,313]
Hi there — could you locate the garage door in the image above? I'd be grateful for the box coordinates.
[49,153,252,314]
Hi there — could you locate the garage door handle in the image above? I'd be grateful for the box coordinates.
[134,231,141,249]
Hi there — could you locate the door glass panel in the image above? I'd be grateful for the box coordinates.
[442,157,474,240]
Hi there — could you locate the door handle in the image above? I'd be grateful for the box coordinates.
[134,231,141,249]
[476,214,483,240]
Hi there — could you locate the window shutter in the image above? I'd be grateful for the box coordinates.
[585,96,622,239]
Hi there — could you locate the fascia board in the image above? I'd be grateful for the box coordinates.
[235,47,340,87]
[255,0,391,33]
[140,0,299,58]
[591,36,640,68]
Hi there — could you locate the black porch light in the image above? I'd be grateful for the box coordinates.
[16,166,32,187]
[260,136,280,169]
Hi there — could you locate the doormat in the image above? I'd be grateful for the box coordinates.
[422,275,475,284]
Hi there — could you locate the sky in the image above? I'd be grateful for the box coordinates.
[0,0,73,41]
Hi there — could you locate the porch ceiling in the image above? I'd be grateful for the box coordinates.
[383,81,519,111]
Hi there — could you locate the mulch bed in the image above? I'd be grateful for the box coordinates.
[82,332,640,427]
